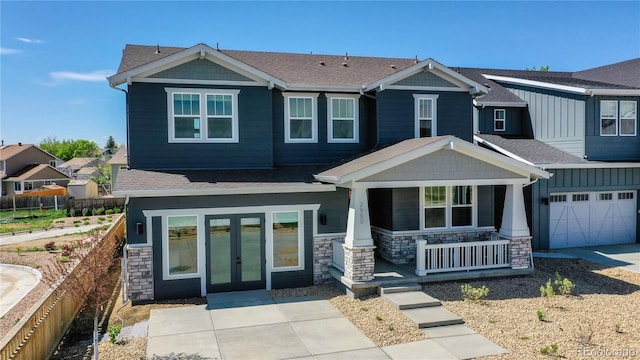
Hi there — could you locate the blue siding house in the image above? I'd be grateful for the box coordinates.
[108,44,637,301]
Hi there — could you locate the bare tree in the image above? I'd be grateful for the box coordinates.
[44,229,122,360]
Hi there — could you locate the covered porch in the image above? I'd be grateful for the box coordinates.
[314,136,549,297]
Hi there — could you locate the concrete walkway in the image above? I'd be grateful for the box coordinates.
[0,264,41,317]
[146,290,507,360]
[0,224,106,246]
[555,244,640,273]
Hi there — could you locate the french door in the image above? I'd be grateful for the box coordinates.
[205,214,265,292]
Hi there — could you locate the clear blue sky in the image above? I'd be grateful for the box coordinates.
[1,1,639,147]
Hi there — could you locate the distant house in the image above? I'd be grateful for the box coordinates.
[67,179,99,199]
[58,157,100,178]
[107,147,127,194]
[0,143,66,197]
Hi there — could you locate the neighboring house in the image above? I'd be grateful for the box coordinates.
[3,164,71,196]
[58,157,100,178]
[460,60,640,250]
[76,166,101,180]
[107,147,127,194]
[108,43,636,302]
[0,143,65,197]
[67,179,99,199]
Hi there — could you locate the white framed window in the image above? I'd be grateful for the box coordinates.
[413,94,439,138]
[572,194,589,202]
[49,160,56,167]
[283,93,318,143]
[24,181,33,191]
[600,100,637,136]
[494,109,506,131]
[165,215,199,279]
[421,185,476,229]
[166,88,240,143]
[327,94,359,143]
[44,180,53,185]
[271,211,304,271]
[598,193,613,201]
[618,191,634,200]
[14,182,22,191]
[549,194,567,203]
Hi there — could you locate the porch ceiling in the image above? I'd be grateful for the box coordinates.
[314,136,549,186]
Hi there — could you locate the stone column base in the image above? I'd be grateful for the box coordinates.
[510,237,533,269]
[126,246,154,302]
[343,245,376,281]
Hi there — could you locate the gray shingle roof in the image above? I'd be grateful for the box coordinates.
[114,166,329,192]
[116,44,418,88]
[475,134,587,165]
[458,68,527,105]
[573,58,640,88]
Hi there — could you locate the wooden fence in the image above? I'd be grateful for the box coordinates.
[0,196,125,213]
[0,214,125,360]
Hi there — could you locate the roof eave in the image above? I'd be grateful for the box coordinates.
[473,100,528,108]
[113,183,336,198]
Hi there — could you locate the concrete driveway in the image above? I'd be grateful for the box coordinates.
[0,264,41,317]
[556,244,640,273]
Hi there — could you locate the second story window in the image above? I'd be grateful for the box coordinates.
[166,88,239,143]
[413,94,439,138]
[494,109,506,131]
[601,100,637,136]
[327,94,359,143]
[284,93,318,143]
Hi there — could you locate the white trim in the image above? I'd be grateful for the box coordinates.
[109,43,287,89]
[543,162,640,169]
[600,99,619,136]
[269,210,305,272]
[287,83,362,92]
[371,225,495,236]
[419,186,478,230]
[326,94,360,143]
[114,183,336,198]
[473,99,528,108]
[283,92,319,143]
[483,74,640,96]
[473,135,535,166]
[143,204,319,294]
[619,100,637,137]
[364,58,489,94]
[494,109,506,132]
[353,178,529,188]
[133,77,265,87]
[386,85,468,92]
[163,214,201,281]
[413,94,439,138]
[165,88,240,143]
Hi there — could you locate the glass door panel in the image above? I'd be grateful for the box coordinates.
[209,218,231,285]
[240,217,262,282]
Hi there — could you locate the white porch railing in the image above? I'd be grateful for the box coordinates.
[416,239,511,276]
[332,240,345,272]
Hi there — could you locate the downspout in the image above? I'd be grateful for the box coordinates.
[109,82,130,168]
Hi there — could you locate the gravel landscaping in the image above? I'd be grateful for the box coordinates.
[3,245,639,360]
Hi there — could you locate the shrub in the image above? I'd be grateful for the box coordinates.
[553,272,575,295]
[114,207,121,214]
[84,221,90,225]
[108,325,122,344]
[536,309,545,321]
[105,209,114,215]
[59,256,70,263]
[61,244,73,257]
[540,343,558,355]
[461,284,489,301]
[69,208,76,217]
[96,207,105,216]
[91,208,97,216]
[540,280,555,299]
[82,208,89,217]
[44,241,56,251]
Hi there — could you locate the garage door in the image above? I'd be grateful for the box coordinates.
[549,191,637,248]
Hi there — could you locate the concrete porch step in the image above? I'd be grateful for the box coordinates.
[402,307,465,328]
[377,284,422,295]
[382,291,441,310]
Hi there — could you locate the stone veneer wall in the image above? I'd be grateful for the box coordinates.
[126,246,154,302]
[343,246,375,281]
[510,237,533,269]
[372,228,495,265]
[313,235,344,284]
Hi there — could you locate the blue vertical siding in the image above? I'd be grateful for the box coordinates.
[376,90,474,145]
[272,91,369,165]
[128,83,273,170]
[584,96,640,161]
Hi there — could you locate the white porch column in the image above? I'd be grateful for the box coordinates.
[342,185,375,283]
[344,185,374,247]
[500,184,530,238]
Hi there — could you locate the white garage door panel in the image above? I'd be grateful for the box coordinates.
[549,191,637,248]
